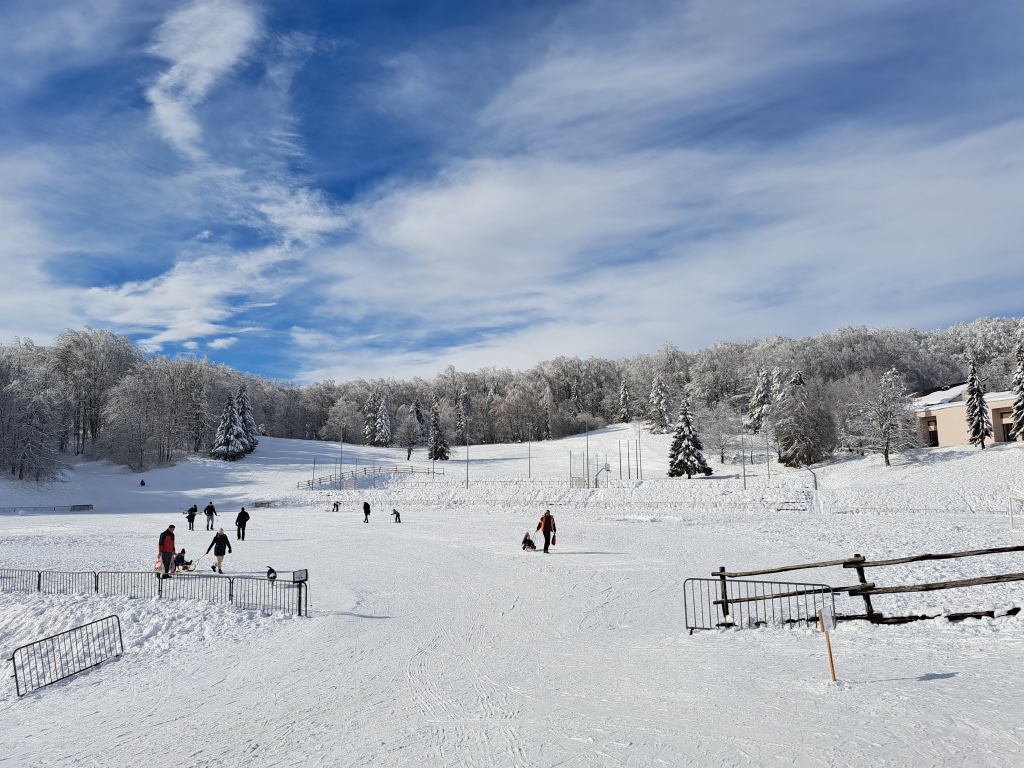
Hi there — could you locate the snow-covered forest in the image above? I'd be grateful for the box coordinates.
[2,317,1023,480]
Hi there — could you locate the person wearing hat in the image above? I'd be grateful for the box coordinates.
[206,528,232,574]
[157,524,176,579]
[536,510,556,553]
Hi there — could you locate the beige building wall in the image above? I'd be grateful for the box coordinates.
[916,395,1017,448]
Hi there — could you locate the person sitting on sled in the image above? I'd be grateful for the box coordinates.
[521,531,537,550]
[173,549,193,571]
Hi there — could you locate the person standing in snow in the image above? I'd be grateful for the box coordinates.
[536,510,556,553]
[235,507,250,540]
[363,501,371,523]
[203,502,217,530]
[184,504,198,530]
[206,528,232,574]
[158,524,176,579]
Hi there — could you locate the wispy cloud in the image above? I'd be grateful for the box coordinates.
[146,0,262,159]
[2,0,1023,383]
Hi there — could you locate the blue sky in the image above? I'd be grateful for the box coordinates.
[2,0,1023,383]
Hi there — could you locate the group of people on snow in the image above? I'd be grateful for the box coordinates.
[158,502,250,577]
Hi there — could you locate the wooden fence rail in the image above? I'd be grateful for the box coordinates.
[714,544,1024,625]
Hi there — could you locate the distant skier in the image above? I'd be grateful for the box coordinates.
[206,528,232,574]
[184,504,198,530]
[203,502,217,531]
[332,501,340,513]
[140,479,146,487]
[157,524,176,579]
[536,510,556,553]
[235,507,250,540]
[392,508,401,523]
[363,501,371,523]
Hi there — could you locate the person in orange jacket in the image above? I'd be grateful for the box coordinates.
[536,510,556,553]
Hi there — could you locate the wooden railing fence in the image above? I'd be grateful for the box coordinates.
[714,544,1024,625]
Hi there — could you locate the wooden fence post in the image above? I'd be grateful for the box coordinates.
[850,554,878,620]
[717,566,730,620]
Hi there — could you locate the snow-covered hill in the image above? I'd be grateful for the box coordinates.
[1,429,1022,766]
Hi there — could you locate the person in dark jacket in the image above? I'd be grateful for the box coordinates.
[206,528,232,573]
[363,501,371,523]
[173,549,192,571]
[235,507,250,540]
[203,502,217,530]
[184,505,198,530]
[158,525,176,578]
[536,510,556,553]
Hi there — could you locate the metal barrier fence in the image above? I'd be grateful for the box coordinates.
[684,578,835,633]
[9,615,124,697]
[1,570,308,616]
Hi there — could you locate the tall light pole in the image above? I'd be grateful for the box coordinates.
[465,418,470,489]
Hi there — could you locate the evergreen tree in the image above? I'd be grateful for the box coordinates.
[774,371,838,467]
[362,391,381,445]
[618,381,632,423]
[1009,342,1024,441]
[455,384,470,444]
[744,369,773,433]
[234,384,259,453]
[668,402,711,478]
[374,396,392,447]
[647,374,671,434]
[210,395,247,461]
[964,358,993,449]
[427,398,450,460]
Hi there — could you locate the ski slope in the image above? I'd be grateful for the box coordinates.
[1,426,1022,766]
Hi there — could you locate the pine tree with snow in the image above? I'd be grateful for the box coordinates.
[427,398,450,460]
[1009,342,1024,441]
[374,396,392,447]
[774,371,838,467]
[618,381,632,423]
[210,395,247,461]
[647,374,671,434]
[964,358,993,449]
[668,402,711,478]
[363,391,382,445]
[234,384,259,453]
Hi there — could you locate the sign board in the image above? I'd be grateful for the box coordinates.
[292,569,308,583]
[819,605,836,631]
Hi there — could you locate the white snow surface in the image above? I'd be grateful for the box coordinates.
[1,425,1022,766]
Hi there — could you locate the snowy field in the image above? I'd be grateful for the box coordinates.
[1,425,1022,766]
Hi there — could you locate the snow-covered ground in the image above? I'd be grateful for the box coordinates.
[1,425,1022,766]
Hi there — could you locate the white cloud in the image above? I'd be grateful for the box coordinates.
[146,0,263,158]
[207,336,238,350]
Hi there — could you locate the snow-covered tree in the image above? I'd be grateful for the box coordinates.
[398,406,421,460]
[845,368,919,466]
[773,371,838,467]
[362,391,382,445]
[695,401,740,464]
[374,396,392,447]
[427,398,450,461]
[1009,342,1024,441]
[744,369,773,434]
[668,402,711,478]
[618,381,632,423]
[647,374,671,434]
[964,358,993,449]
[234,384,259,453]
[210,395,247,461]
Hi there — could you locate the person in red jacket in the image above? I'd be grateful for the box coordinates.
[536,510,556,553]
[157,525,176,579]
